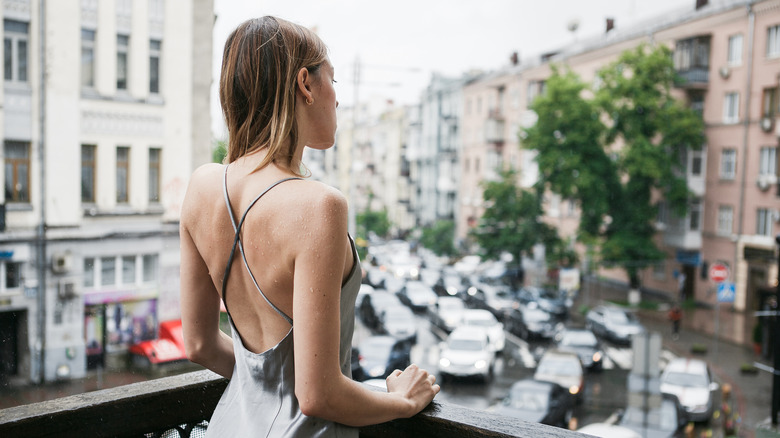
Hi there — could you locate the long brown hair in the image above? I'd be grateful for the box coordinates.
[219,16,327,175]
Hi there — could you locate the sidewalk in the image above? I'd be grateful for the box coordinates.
[636,304,777,438]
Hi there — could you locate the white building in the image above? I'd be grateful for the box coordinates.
[0,0,212,383]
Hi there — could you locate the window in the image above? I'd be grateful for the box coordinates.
[143,254,158,282]
[763,87,779,118]
[718,205,733,236]
[768,24,780,58]
[527,80,546,106]
[757,208,773,236]
[81,29,96,88]
[121,256,135,284]
[116,146,129,203]
[149,39,161,94]
[148,148,160,203]
[116,34,129,90]
[84,257,95,288]
[674,36,710,70]
[4,262,21,289]
[81,144,96,203]
[727,34,743,66]
[689,200,701,231]
[652,261,666,280]
[723,92,739,124]
[4,19,29,83]
[720,149,737,180]
[690,149,703,176]
[760,147,777,176]
[101,256,116,286]
[4,141,30,203]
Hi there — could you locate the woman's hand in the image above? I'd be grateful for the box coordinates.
[385,364,440,417]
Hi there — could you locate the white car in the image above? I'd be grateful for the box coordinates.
[660,358,719,422]
[534,350,585,403]
[461,309,506,352]
[397,281,438,312]
[432,296,466,333]
[438,327,495,381]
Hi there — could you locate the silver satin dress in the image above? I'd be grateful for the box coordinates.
[206,168,361,437]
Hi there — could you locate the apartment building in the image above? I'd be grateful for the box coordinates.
[0,0,212,383]
[456,0,779,319]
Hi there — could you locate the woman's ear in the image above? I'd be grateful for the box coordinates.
[296,67,313,104]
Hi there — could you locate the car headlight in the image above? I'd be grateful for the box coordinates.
[592,352,602,362]
[410,268,419,278]
[474,360,487,369]
[467,287,477,296]
[439,358,451,367]
[446,286,457,296]
[369,366,385,377]
[569,385,580,395]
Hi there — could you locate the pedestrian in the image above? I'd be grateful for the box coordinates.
[668,304,682,340]
[179,16,439,437]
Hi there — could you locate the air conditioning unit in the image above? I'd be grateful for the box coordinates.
[757,174,778,191]
[719,66,731,79]
[760,116,775,132]
[51,252,73,274]
[57,280,79,300]
[772,209,780,223]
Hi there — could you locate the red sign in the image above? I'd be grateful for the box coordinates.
[709,264,729,282]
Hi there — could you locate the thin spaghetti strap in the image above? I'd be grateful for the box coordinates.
[221,164,300,325]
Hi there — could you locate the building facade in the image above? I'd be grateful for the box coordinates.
[0,0,212,383]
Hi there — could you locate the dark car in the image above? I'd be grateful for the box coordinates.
[585,305,645,345]
[433,271,465,297]
[618,393,689,438]
[396,281,438,313]
[358,291,403,331]
[516,286,568,320]
[506,304,563,341]
[378,304,418,343]
[353,335,411,381]
[556,328,604,371]
[491,379,574,428]
[462,283,517,321]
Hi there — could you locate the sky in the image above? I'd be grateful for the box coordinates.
[211,0,694,138]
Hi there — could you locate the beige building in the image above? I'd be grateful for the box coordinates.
[0,0,212,382]
[457,0,779,325]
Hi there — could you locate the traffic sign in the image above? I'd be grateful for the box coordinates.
[709,263,729,282]
[717,282,735,303]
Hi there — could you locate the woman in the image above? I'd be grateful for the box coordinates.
[179,16,439,437]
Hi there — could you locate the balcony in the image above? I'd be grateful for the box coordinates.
[0,370,585,437]
[485,109,505,144]
[675,67,709,88]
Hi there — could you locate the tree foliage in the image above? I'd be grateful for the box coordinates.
[523,44,705,288]
[357,209,391,240]
[470,169,559,263]
[420,220,457,257]
[213,140,227,164]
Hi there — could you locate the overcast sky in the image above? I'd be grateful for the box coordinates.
[211,0,694,138]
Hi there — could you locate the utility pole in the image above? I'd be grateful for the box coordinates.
[36,0,48,383]
[773,233,780,425]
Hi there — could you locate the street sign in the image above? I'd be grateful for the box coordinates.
[717,282,736,303]
[709,263,729,282]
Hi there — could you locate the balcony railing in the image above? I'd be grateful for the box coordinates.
[0,369,586,438]
[675,67,709,88]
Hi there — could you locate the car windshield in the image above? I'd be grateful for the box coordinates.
[508,389,548,411]
[621,400,678,431]
[439,300,464,311]
[465,316,495,327]
[663,371,708,387]
[524,308,550,322]
[606,310,637,324]
[448,339,483,351]
[385,309,411,323]
[561,332,597,347]
[537,359,580,376]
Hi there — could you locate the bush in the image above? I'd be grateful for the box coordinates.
[690,343,708,355]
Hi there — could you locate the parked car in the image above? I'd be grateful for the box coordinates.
[461,309,506,353]
[533,350,585,404]
[660,358,719,422]
[618,392,689,438]
[585,306,645,345]
[463,282,517,321]
[491,379,574,428]
[516,286,568,320]
[354,335,412,381]
[506,304,563,341]
[359,291,403,331]
[438,327,496,381]
[430,296,467,334]
[556,328,604,371]
[396,281,438,313]
[379,304,417,343]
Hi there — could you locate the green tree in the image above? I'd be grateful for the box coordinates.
[420,220,457,257]
[213,140,227,164]
[523,44,705,289]
[357,209,391,240]
[470,169,559,265]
